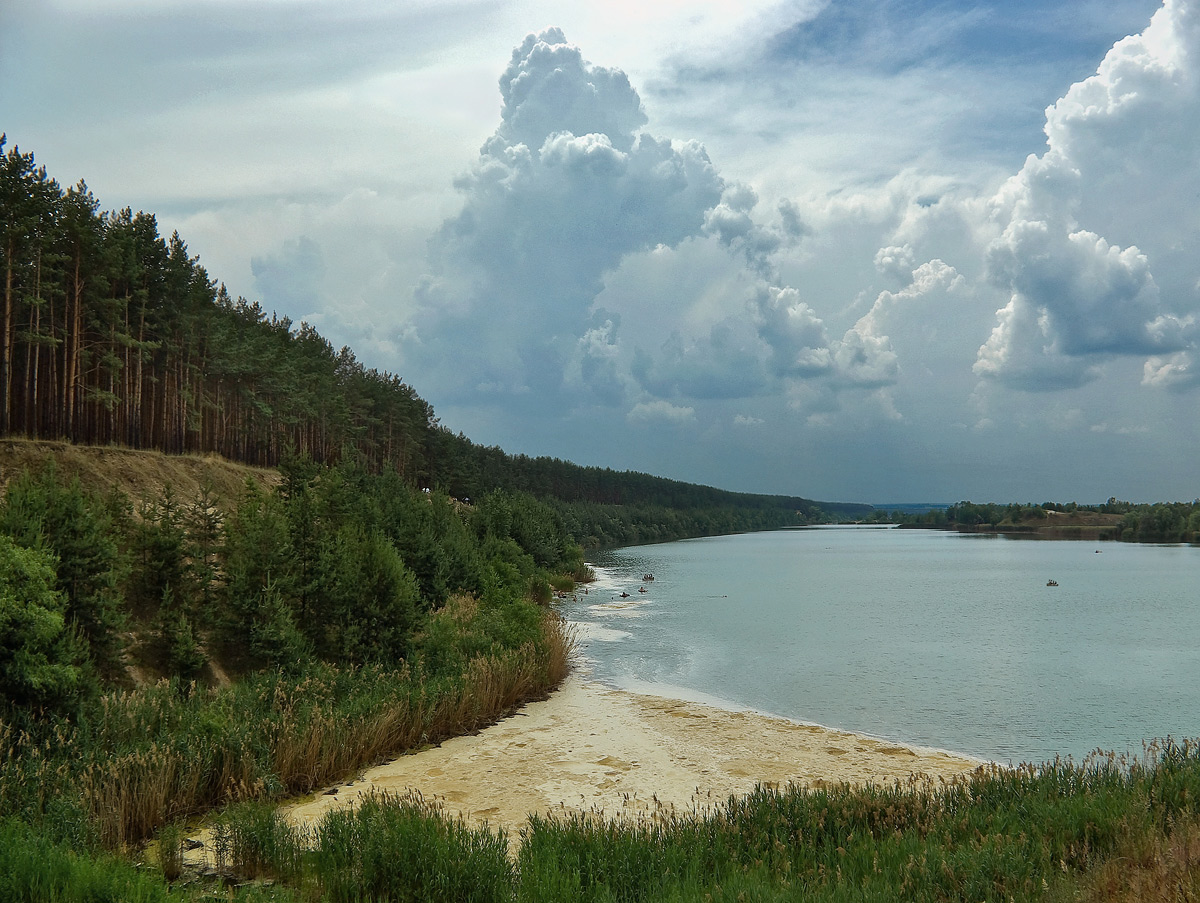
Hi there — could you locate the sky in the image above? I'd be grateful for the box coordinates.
[2,0,1197,504]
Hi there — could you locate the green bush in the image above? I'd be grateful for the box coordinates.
[0,818,178,903]
[0,466,126,677]
[0,535,83,709]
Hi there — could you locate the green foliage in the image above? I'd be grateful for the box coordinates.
[1122,501,1195,542]
[130,487,188,615]
[358,477,487,608]
[130,488,218,678]
[156,586,205,680]
[246,581,311,673]
[314,524,421,665]
[416,593,544,680]
[0,817,181,903]
[211,460,593,673]
[313,792,513,903]
[0,534,82,709]
[220,479,300,670]
[527,574,554,606]
[897,498,1200,543]
[547,496,808,549]
[183,481,223,612]
[0,595,566,848]
[0,465,126,675]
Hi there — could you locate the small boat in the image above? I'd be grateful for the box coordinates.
[1046,580,1058,587]
[637,586,648,593]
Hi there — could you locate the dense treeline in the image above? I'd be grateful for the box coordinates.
[1106,499,1200,542]
[0,457,586,706]
[0,136,844,530]
[430,439,855,519]
[1,136,437,474]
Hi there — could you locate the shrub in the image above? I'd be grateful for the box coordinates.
[0,535,83,709]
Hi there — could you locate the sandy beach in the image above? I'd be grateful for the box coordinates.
[281,674,983,839]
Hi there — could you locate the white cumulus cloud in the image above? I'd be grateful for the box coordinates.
[976,0,1200,390]
[403,28,725,411]
[403,26,907,425]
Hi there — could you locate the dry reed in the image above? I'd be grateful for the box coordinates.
[2,606,573,853]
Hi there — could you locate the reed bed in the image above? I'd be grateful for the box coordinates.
[0,818,193,903]
[210,800,309,883]
[111,736,1197,901]
[511,741,1200,902]
[313,791,513,903]
[0,606,571,853]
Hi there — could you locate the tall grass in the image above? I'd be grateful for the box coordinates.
[210,800,308,882]
[171,738,1196,902]
[512,740,1200,902]
[0,606,571,851]
[313,791,513,903]
[0,818,184,903]
[5,719,1197,901]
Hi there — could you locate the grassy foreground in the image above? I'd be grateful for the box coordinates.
[0,599,570,887]
[200,741,1200,902]
[4,711,1199,901]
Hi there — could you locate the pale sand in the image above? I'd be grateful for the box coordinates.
[280,675,984,839]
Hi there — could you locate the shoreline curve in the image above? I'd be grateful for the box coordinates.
[281,673,984,838]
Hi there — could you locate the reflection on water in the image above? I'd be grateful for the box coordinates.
[561,528,1200,765]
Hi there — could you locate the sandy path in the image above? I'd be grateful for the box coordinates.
[281,675,983,839]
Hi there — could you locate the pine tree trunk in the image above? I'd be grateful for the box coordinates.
[65,251,83,437]
[2,239,13,434]
[27,257,41,435]
[134,306,145,447]
[47,289,57,436]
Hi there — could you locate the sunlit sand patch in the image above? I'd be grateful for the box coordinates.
[278,675,985,842]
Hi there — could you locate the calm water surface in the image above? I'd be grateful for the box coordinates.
[563,527,1200,765]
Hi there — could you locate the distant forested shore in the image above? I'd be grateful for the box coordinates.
[863,499,1200,543]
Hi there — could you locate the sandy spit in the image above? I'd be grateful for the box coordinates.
[281,675,983,838]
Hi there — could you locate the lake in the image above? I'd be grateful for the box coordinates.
[562,527,1200,765]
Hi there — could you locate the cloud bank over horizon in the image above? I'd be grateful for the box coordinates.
[3,0,1195,503]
